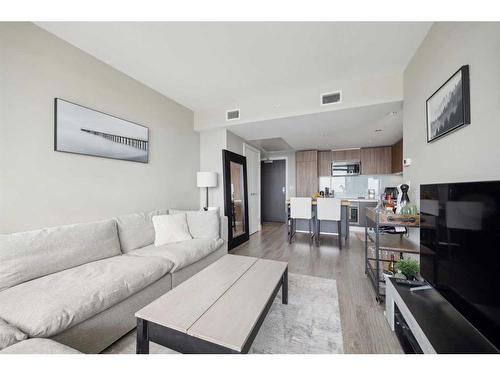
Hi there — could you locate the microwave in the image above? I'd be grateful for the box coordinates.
[332,161,360,176]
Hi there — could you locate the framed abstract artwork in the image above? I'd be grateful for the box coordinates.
[54,98,149,163]
[426,65,470,143]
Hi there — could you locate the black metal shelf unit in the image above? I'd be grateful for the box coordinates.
[364,208,420,303]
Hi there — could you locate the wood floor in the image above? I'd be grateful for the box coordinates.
[232,222,403,354]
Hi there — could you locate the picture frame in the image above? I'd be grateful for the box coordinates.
[54,98,149,163]
[426,65,470,143]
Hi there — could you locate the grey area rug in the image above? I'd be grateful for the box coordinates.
[103,273,343,354]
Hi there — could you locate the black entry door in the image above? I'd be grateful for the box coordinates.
[261,159,286,223]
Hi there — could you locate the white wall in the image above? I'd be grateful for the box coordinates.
[199,128,227,211]
[403,22,500,243]
[0,23,199,233]
[226,130,246,155]
[404,22,500,203]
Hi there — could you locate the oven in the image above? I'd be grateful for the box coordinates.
[348,204,359,224]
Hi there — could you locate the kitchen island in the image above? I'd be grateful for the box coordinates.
[286,199,350,242]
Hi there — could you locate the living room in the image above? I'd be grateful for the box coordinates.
[1,1,499,373]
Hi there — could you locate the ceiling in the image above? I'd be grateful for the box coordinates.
[249,138,294,153]
[36,22,431,112]
[230,101,404,151]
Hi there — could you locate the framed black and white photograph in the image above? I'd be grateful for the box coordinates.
[426,65,470,143]
[54,98,149,163]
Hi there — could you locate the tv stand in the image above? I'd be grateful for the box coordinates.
[385,277,499,354]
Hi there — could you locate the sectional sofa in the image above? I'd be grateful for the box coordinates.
[0,209,228,354]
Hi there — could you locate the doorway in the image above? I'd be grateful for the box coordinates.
[261,159,286,223]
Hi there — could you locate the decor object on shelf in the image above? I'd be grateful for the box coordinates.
[54,98,149,163]
[197,171,218,211]
[396,183,410,214]
[426,65,470,143]
[396,259,419,280]
[388,254,396,274]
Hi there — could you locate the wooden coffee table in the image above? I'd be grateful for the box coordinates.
[135,254,288,354]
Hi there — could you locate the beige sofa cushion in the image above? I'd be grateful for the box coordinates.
[115,209,168,253]
[0,318,27,350]
[187,211,220,240]
[0,219,121,291]
[129,238,224,272]
[0,255,173,338]
[0,338,80,354]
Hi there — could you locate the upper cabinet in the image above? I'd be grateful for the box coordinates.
[391,139,403,173]
[296,150,318,197]
[318,150,332,176]
[332,149,360,162]
[361,146,392,175]
[296,150,318,162]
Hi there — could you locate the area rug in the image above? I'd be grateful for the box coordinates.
[103,273,343,354]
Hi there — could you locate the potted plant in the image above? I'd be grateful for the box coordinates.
[395,259,419,280]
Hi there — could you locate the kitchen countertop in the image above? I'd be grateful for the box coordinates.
[344,198,378,203]
[286,199,350,206]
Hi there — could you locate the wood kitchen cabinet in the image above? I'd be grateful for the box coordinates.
[391,139,403,173]
[331,149,360,162]
[318,150,332,176]
[296,150,318,197]
[360,146,392,175]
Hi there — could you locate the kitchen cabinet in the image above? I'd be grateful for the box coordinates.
[361,146,392,175]
[296,150,317,162]
[318,150,332,176]
[391,139,403,173]
[378,146,392,174]
[360,148,377,175]
[296,150,318,197]
[332,149,360,162]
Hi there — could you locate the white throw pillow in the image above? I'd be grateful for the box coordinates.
[152,214,192,246]
[186,211,220,240]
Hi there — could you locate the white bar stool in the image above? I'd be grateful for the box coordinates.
[289,197,315,244]
[316,198,342,249]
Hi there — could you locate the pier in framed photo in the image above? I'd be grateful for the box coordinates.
[54,98,149,163]
[426,65,470,143]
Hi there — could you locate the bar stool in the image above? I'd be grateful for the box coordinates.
[316,198,342,249]
[289,197,315,244]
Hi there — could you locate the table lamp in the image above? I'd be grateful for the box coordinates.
[197,172,218,211]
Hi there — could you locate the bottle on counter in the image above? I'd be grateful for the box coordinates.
[388,254,396,274]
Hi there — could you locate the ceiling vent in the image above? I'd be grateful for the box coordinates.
[321,91,342,106]
[226,109,240,121]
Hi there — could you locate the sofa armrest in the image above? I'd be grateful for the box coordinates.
[220,216,229,244]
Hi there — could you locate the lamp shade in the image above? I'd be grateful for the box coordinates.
[197,172,217,188]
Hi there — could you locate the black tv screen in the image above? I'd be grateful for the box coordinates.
[420,181,500,349]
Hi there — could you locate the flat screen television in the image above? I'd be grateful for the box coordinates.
[420,181,500,349]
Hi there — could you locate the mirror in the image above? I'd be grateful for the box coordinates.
[230,161,246,237]
[223,150,249,250]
